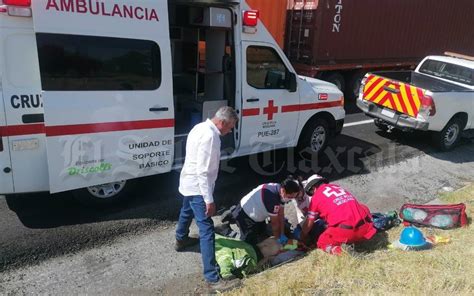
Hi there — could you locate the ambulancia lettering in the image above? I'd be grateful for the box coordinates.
[45,0,159,22]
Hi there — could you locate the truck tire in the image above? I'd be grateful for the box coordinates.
[432,118,463,151]
[348,71,366,99]
[298,118,329,154]
[73,179,136,207]
[322,72,345,92]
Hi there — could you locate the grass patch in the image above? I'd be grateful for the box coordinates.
[227,184,474,295]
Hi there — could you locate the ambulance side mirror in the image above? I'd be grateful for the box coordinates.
[287,72,297,93]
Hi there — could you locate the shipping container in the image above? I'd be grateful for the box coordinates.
[250,0,474,97]
[246,0,287,48]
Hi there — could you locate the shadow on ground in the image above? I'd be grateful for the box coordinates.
[6,134,382,229]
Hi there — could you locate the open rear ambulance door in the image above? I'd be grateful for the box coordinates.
[31,0,174,193]
[0,88,13,194]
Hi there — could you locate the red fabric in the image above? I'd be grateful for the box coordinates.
[307,184,377,251]
[316,223,376,252]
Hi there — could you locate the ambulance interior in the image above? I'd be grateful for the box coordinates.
[169,3,236,160]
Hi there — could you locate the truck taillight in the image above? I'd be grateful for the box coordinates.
[359,74,370,96]
[0,0,31,17]
[360,74,370,87]
[243,10,259,27]
[420,94,436,116]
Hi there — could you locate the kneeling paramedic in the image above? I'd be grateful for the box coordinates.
[226,176,302,246]
[300,175,376,255]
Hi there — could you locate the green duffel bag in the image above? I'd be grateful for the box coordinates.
[215,234,258,279]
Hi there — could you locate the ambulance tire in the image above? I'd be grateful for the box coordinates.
[432,117,463,151]
[73,179,136,207]
[298,118,329,154]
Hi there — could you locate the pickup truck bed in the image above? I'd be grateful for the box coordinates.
[376,71,472,92]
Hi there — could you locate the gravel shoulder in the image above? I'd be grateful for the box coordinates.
[1,144,474,295]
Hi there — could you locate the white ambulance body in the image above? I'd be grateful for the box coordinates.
[0,0,344,204]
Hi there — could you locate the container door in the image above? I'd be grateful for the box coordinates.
[239,41,300,155]
[31,0,174,193]
[0,86,14,194]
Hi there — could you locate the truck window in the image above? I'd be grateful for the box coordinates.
[419,59,474,86]
[36,34,161,91]
[247,46,289,89]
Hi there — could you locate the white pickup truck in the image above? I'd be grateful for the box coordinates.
[357,53,474,151]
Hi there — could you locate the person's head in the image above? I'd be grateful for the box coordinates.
[212,106,238,136]
[304,174,328,196]
[279,175,303,203]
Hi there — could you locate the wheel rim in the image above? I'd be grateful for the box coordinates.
[444,124,460,146]
[87,181,126,199]
[310,126,326,152]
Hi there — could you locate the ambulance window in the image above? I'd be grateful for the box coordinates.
[247,46,289,89]
[36,34,161,91]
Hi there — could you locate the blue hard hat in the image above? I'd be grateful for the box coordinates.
[399,226,427,247]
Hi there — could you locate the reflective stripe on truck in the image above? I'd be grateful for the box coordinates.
[362,74,424,118]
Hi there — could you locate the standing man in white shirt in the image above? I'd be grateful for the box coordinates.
[175,106,238,288]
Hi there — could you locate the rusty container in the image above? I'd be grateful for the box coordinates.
[246,0,288,48]
[285,0,474,67]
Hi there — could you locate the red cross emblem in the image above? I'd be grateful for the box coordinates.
[263,100,278,120]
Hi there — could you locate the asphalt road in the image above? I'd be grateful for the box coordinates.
[1,103,473,293]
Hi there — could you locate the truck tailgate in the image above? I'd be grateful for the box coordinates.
[362,74,425,118]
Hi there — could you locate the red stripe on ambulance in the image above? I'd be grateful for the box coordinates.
[0,119,174,137]
[242,108,260,117]
[0,124,45,136]
[45,119,174,136]
[281,101,342,113]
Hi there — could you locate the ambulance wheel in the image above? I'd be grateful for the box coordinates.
[73,179,135,207]
[432,118,463,151]
[298,118,329,154]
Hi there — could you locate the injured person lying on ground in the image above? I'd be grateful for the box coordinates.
[214,174,380,279]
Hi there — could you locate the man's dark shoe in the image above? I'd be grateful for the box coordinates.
[174,236,199,252]
[207,278,241,293]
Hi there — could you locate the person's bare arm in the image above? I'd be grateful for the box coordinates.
[300,217,314,243]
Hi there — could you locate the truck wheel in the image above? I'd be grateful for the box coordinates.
[348,71,366,99]
[432,118,463,151]
[322,72,345,92]
[298,118,329,154]
[73,179,135,207]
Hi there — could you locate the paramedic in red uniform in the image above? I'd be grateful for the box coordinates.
[300,175,376,255]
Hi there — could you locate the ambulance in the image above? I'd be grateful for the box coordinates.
[0,0,344,205]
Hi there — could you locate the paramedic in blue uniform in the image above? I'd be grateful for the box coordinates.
[174,106,238,286]
[229,176,302,246]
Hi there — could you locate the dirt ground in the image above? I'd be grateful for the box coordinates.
[1,144,474,295]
